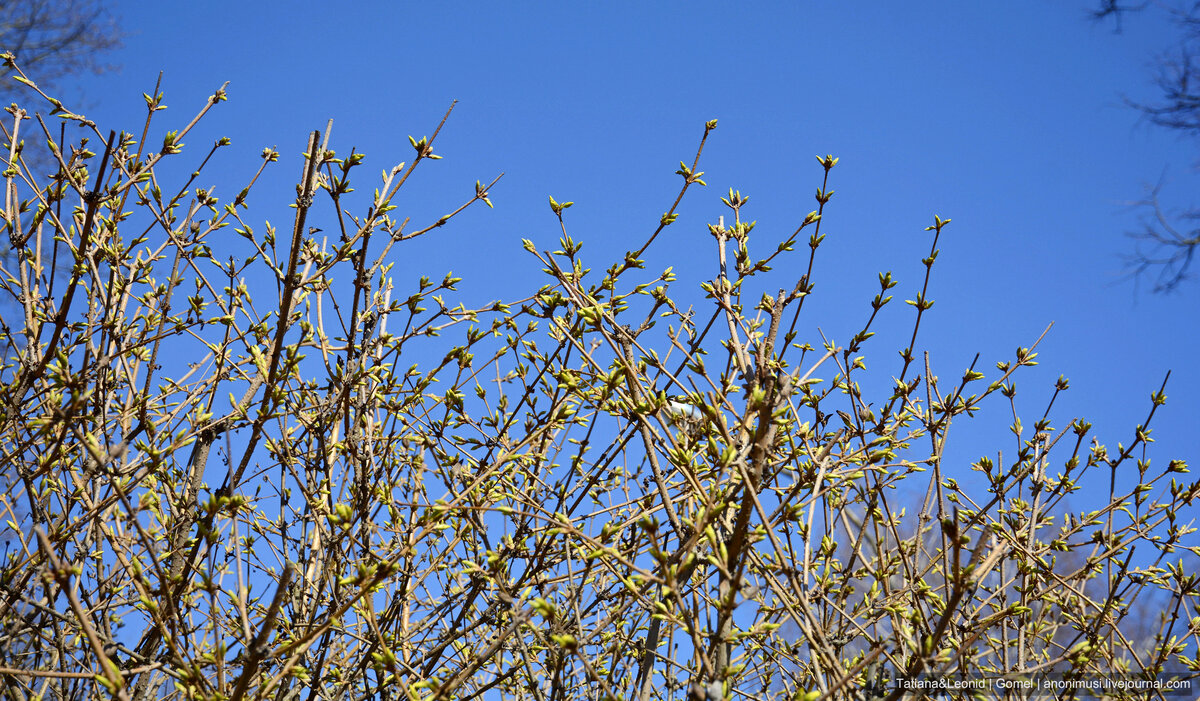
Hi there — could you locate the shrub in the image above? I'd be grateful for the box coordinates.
[1,58,1197,700]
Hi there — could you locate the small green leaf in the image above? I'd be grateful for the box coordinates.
[549,195,573,215]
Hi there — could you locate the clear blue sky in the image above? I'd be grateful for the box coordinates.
[49,2,1198,508]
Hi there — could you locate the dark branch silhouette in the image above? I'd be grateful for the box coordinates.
[0,0,121,95]
[1095,1,1200,292]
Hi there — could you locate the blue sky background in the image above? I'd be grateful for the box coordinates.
[35,3,1199,522]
